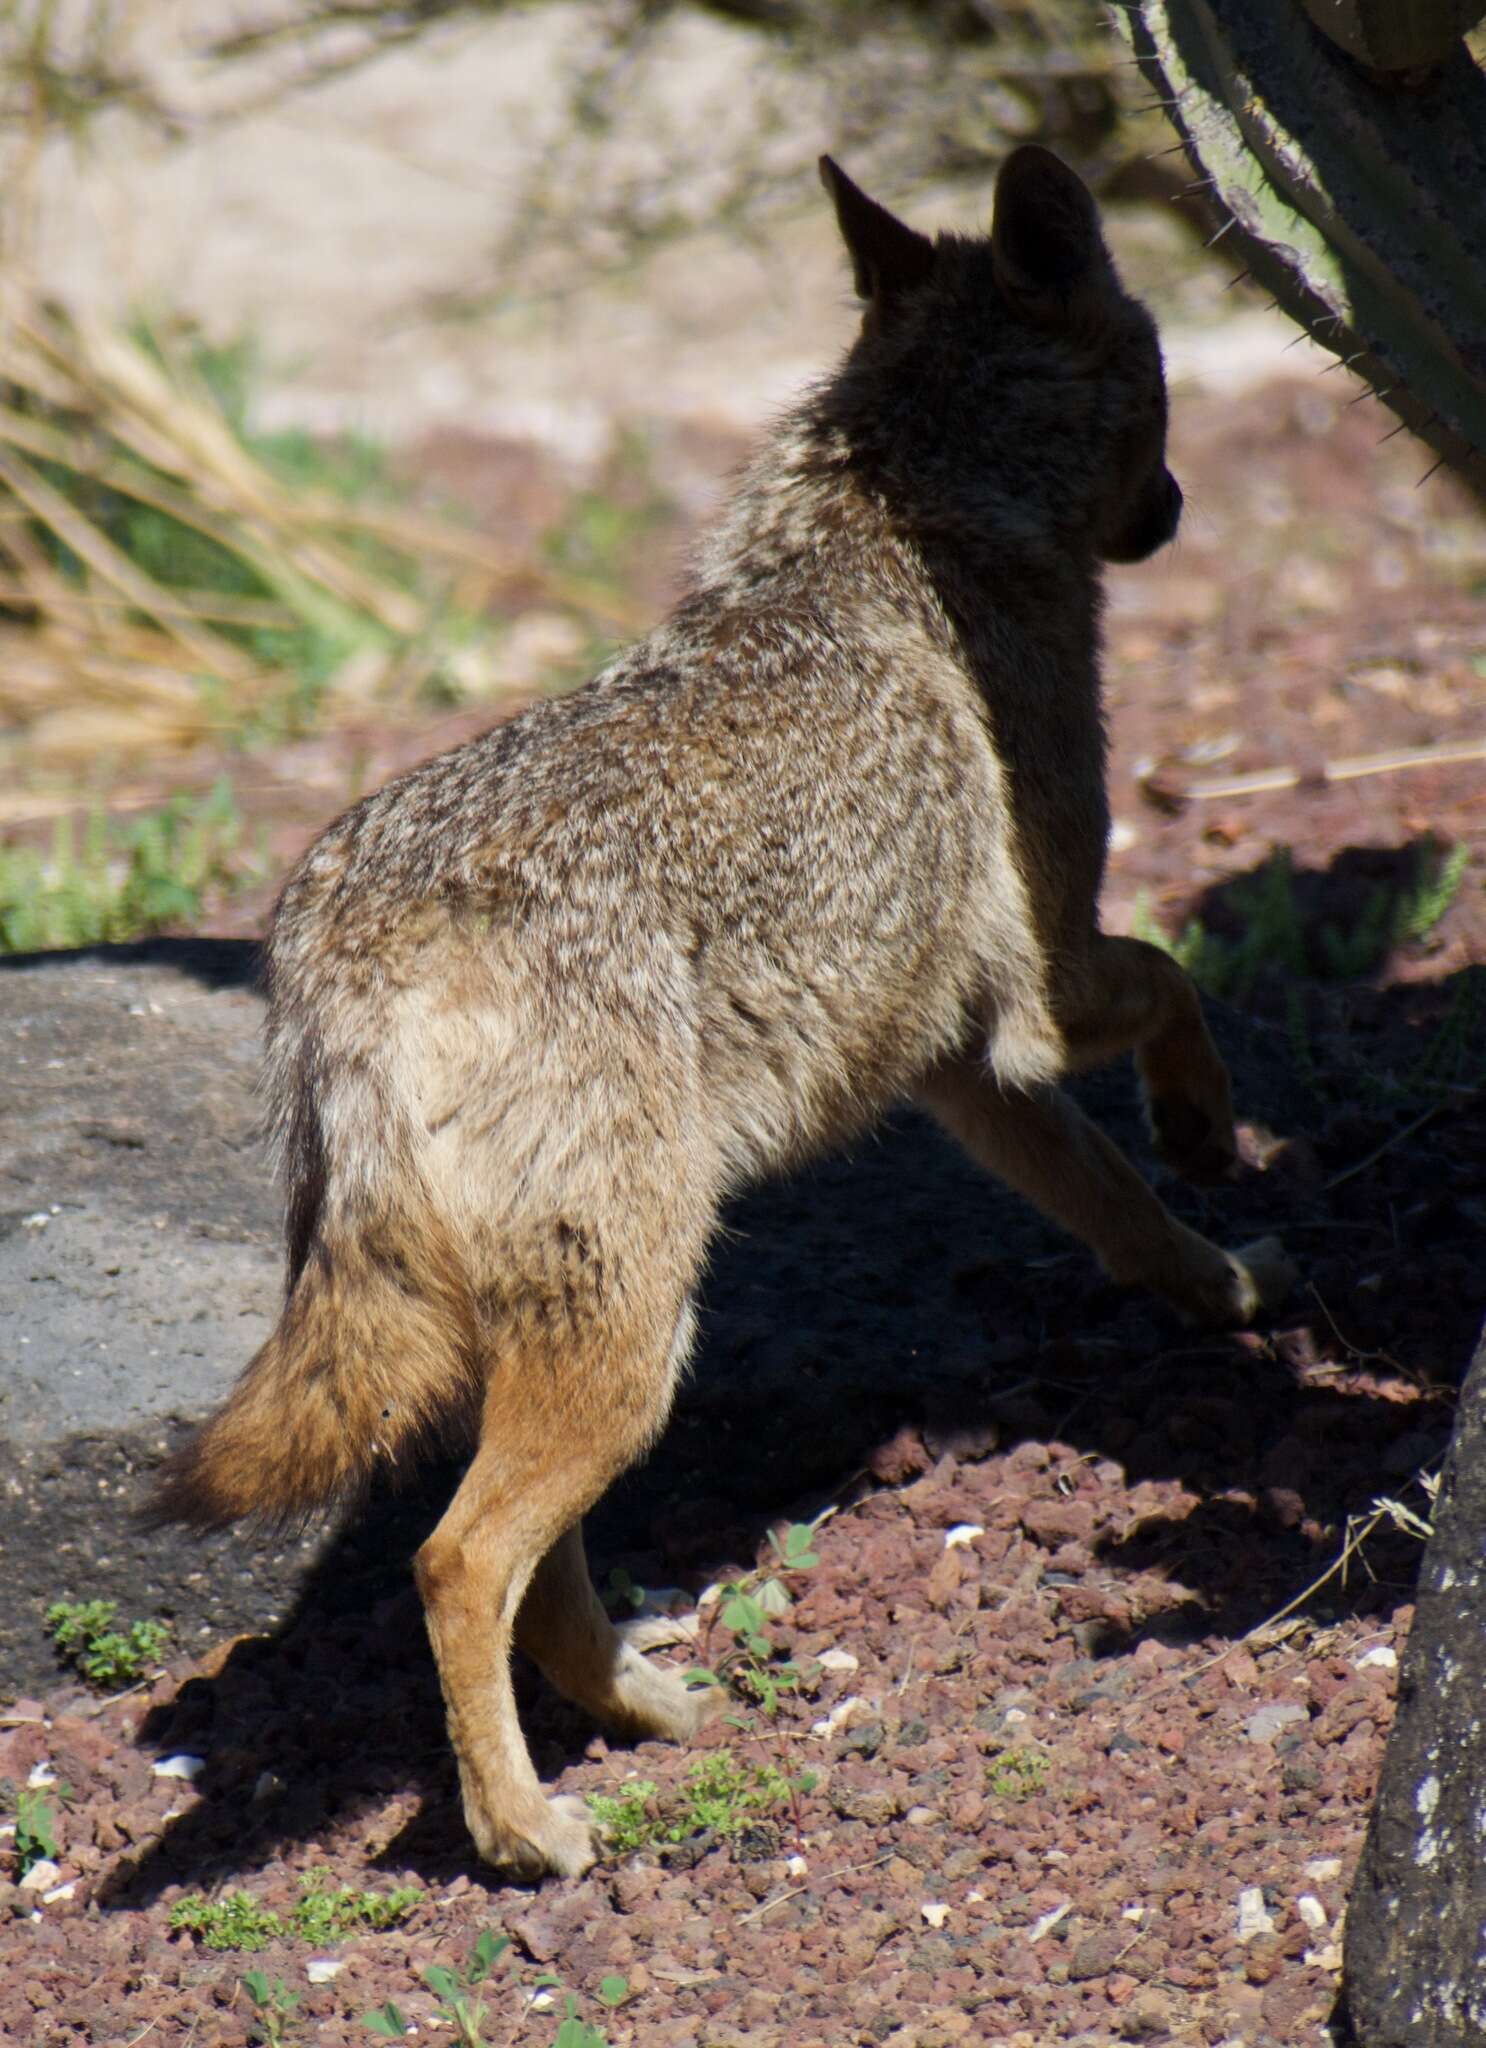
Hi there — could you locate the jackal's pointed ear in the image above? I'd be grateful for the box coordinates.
[991,145,1112,320]
[819,156,935,310]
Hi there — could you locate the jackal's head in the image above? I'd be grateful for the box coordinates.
[819,146,1182,567]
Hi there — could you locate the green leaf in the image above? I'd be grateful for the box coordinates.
[468,1928,510,1982]
[423,1964,460,2001]
[241,1972,270,2006]
[362,2002,409,2038]
[720,1591,766,1636]
[598,1974,629,2007]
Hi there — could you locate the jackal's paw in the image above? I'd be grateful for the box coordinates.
[604,1639,721,1746]
[468,1791,599,1882]
[1221,1236,1298,1325]
[1149,1094,1239,1186]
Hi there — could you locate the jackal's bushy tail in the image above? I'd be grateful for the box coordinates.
[148,1034,481,1532]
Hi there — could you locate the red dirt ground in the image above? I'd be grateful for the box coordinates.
[2,366,1484,2048]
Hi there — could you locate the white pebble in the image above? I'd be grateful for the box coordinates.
[1244,1702,1308,1744]
[816,1648,859,1674]
[1236,1887,1276,1942]
[943,1524,984,1550]
[22,1212,49,1231]
[786,1855,808,1878]
[811,1695,864,1738]
[26,1763,56,1788]
[920,1901,950,1928]
[306,1959,343,1985]
[1029,1902,1070,1943]
[1304,1857,1344,1882]
[152,1754,206,1781]
[1108,817,1139,854]
[42,1882,76,1904]
[1354,1644,1398,1672]
[19,1859,61,1892]
[1296,1894,1328,1930]
[1305,1943,1343,1972]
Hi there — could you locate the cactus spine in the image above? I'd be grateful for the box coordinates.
[1116,0,1486,489]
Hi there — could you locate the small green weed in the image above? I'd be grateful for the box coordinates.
[1,782,254,954]
[588,1751,806,1854]
[172,1871,421,1952]
[986,1743,1052,1802]
[364,1927,509,2045]
[242,1972,301,2047]
[551,1993,613,2048]
[46,1598,171,1689]
[673,1751,795,1840]
[1134,842,1469,1001]
[690,1520,821,1715]
[6,1780,67,1876]
[602,1565,646,1616]
[288,1869,423,1943]
[171,1890,284,1953]
[586,1776,660,1854]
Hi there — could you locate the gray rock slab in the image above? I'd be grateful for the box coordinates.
[0,940,323,1694]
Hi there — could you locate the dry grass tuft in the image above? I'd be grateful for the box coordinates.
[0,298,528,772]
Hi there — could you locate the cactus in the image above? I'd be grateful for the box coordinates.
[1116,0,1486,490]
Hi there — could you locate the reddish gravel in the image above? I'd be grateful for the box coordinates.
[3,360,1484,2047]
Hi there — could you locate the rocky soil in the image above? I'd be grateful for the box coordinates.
[3,23,1485,2037]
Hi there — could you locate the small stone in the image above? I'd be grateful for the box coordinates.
[1305,1943,1343,1972]
[152,1754,206,1781]
[868,1426,932,1484]
[305,1960,343,1985]
[943,1525,984,1550]
[812,1695,865,1738]
[920,1902,950,1928]
[904,1805,938,1827]
[19,1859,60,1893]
[1296,1894,1328,1930]
[1244,1703,1308,1744]
[816,1648,859,1673]
[1068,1928,1127,1981]
[1236,1887,1276,1942]
[1029,1903,1071,1943]
[1243,1934,1283,1984]
[1303,1857,1343,1882]
[1354,1644,1397,1672]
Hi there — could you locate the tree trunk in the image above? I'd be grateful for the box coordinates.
[1342,1313,1486,2043]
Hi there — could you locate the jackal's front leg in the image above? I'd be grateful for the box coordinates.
[917,1059,1292,1327]
[1053,935,1241,1185]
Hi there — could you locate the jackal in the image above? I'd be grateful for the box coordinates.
[151,147,1291,1878]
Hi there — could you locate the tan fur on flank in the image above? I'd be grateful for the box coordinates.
[149,147,1293,1879]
